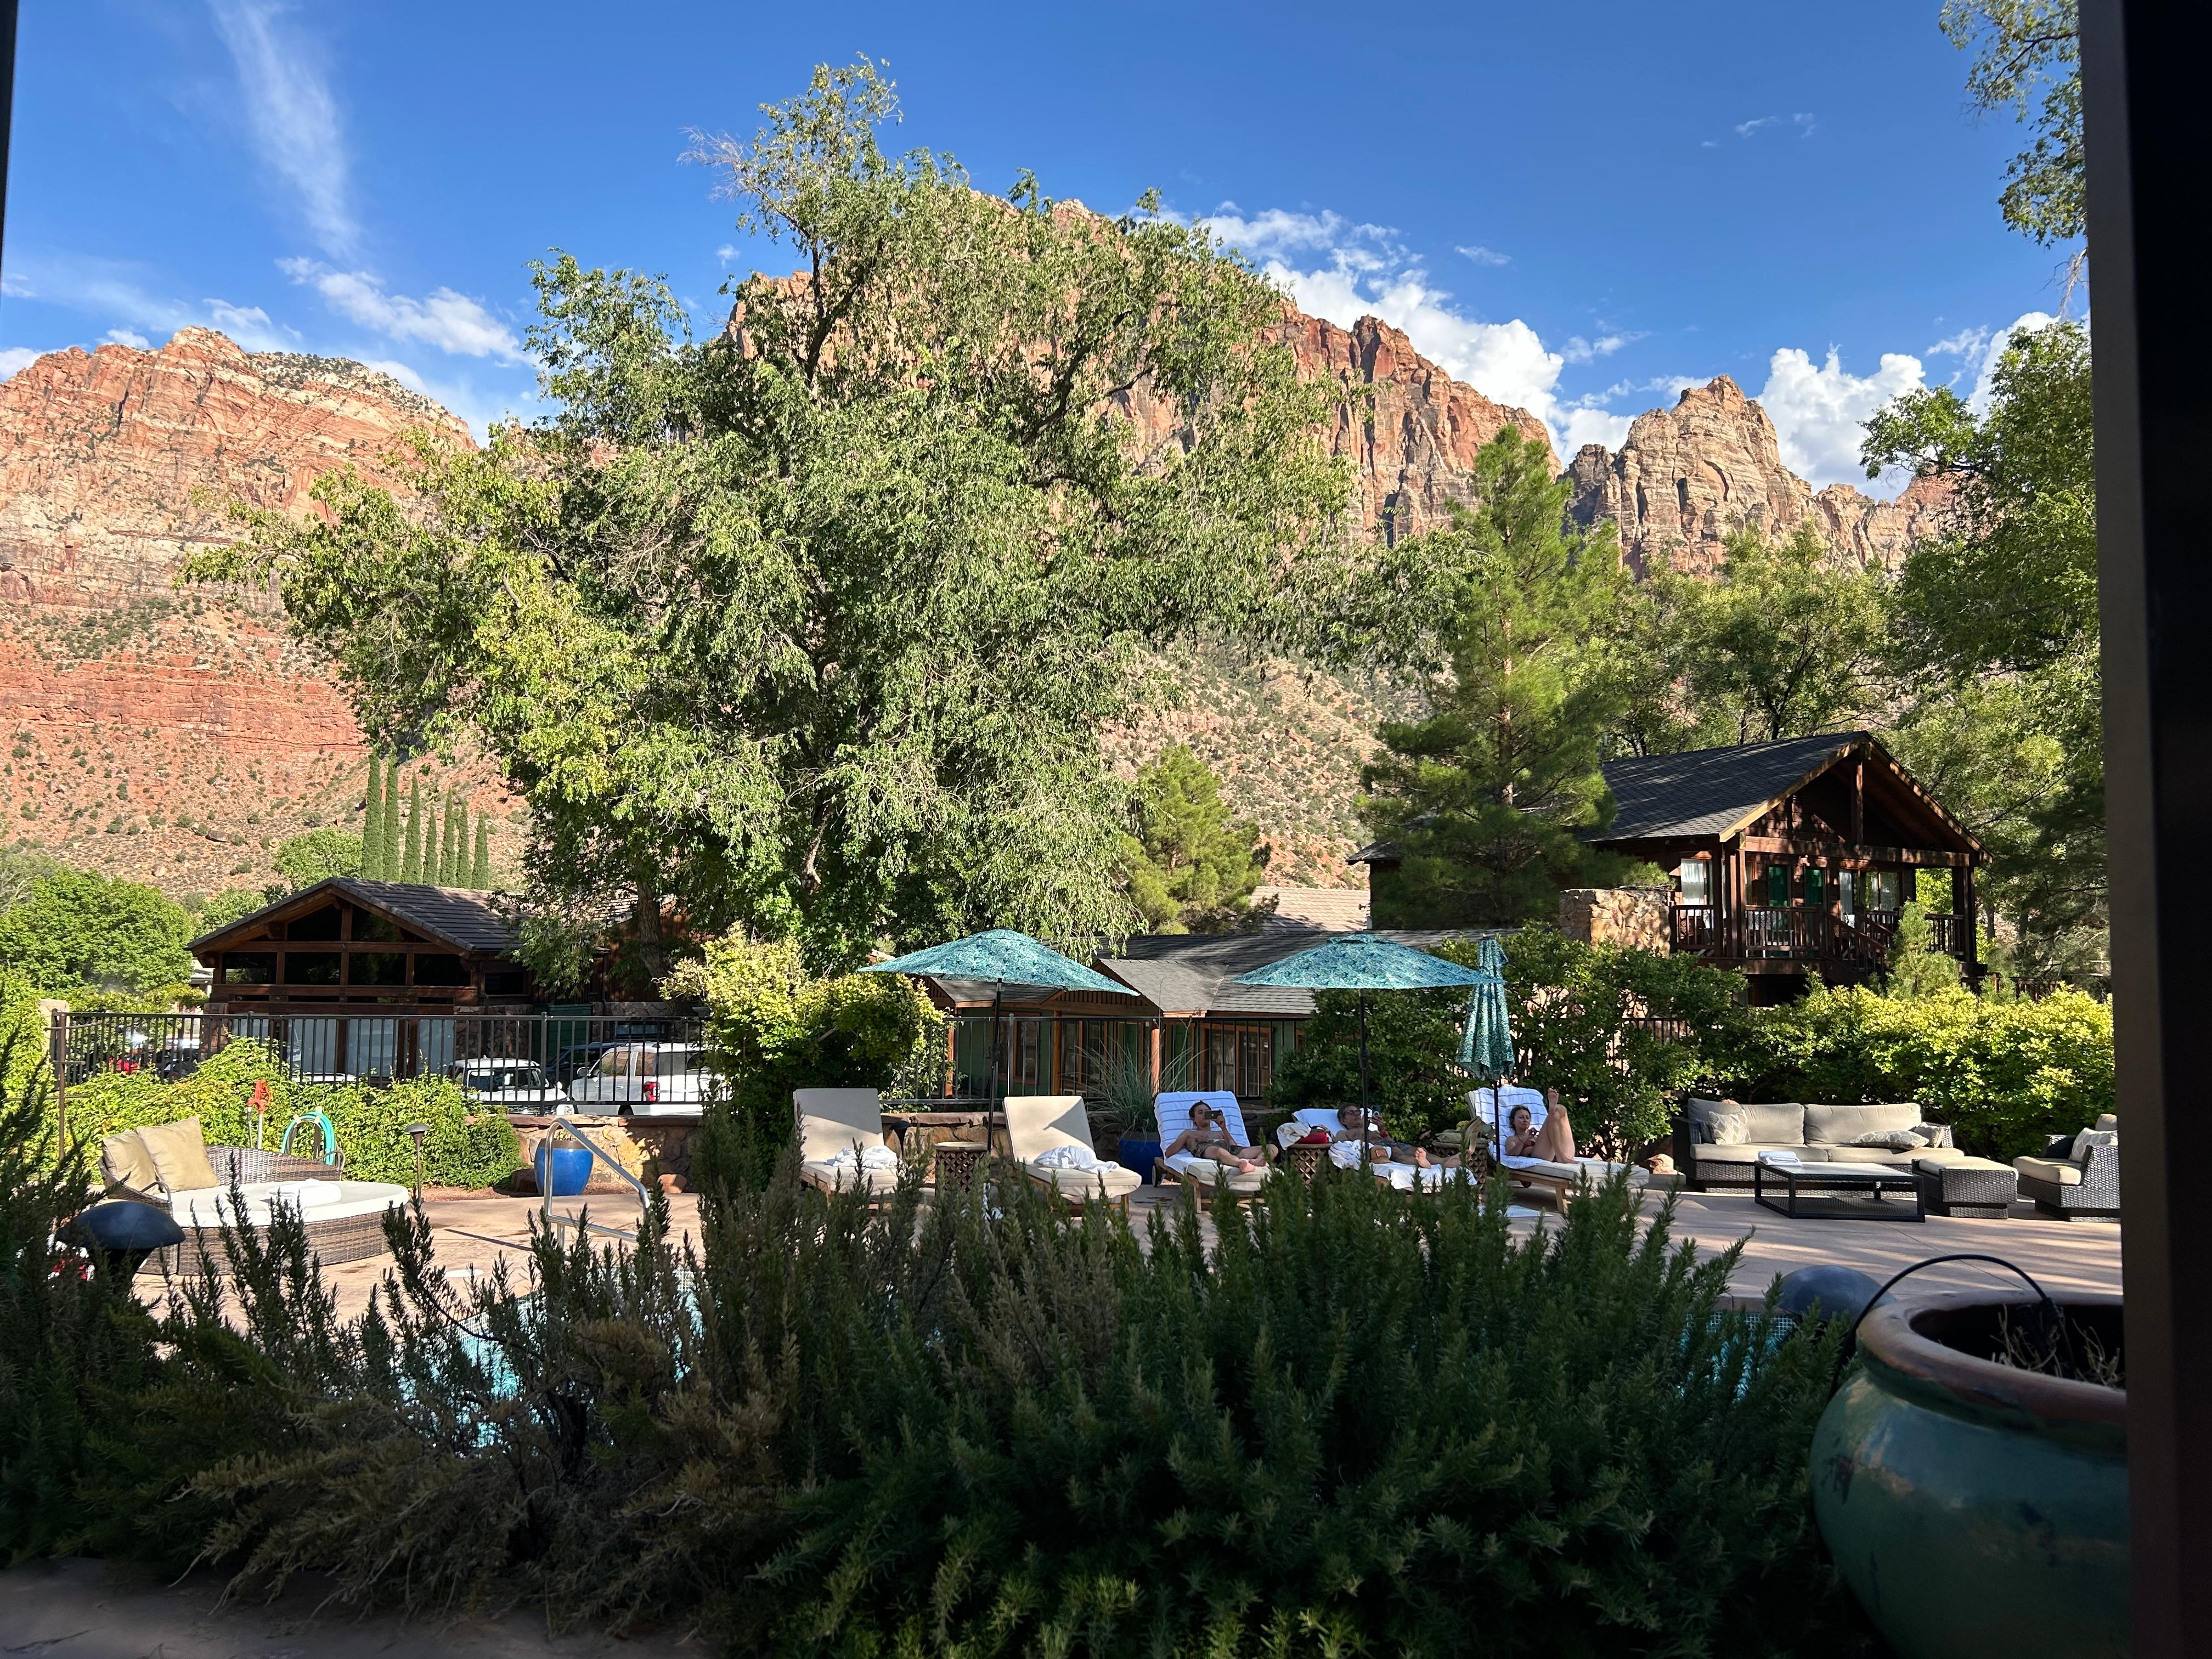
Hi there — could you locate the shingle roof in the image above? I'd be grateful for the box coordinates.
[189,877,521,956]
[1594,732,1869,844]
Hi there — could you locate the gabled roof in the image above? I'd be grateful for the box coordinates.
[1589,731,1984,856]
[189,877,521,957]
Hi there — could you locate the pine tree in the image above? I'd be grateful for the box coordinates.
[400,776,424,883]
[470,818,492,889]
[443,792,466,884]
[424,800,442,886]
[1357,428,1630,927]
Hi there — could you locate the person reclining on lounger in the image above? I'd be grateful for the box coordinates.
[1331,1103,1459,1170]
[1165,1101,1266,1173]
[1502,1092,1577,1164]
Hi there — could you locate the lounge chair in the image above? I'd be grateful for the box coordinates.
[1155,1091,1268,1205]
[1003,1094,1141,1213]
[794,1087,905,1202]
[1468,1087,1669,1207]
[2012,1114,2120,1221]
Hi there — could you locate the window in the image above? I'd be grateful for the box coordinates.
[282,951,342,985]
[1804,867,1825,907]
[1766,865,1789,907]
[412,952,467,986]
[1839,871,1857,916]
[286,907,342,940]
[1677,860,1710,905]
[222,951,276,984]
[348,950,407,985]
[483,969,531,997]
[1865,871,1902,912]
[353,910,404,942]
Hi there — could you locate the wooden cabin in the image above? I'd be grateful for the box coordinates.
[1584,732,1987,1001]
[191,878,535,1018]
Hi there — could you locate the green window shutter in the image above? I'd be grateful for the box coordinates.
[1805,867,1825,907]
[1767,865,1788,906]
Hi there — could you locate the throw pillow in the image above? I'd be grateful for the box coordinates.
[2073,1128,2119,1155]
[1850,1129,1930,1151]
[1912,1124,1952,1147]
[99,1129,160,1194]
[1707,1112,1751,1146]
[136,1116,219,1193]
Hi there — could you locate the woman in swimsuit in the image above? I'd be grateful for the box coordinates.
[1164,1101,1266,1173]
[1502,1091,1578,1163]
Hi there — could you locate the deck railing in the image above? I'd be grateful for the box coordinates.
[1669,906,1966,968]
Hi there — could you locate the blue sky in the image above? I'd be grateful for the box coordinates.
[3,0,2074,490]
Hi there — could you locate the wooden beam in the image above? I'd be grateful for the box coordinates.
[1737,835,1978,867]
[1852,759,1865,844]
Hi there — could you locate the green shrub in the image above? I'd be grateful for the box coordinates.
[56,1043,521,1189]
[1703,980,2113,1162]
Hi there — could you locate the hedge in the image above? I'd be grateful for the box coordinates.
[57,1039,523,1189]
[1700,981,2114,1163]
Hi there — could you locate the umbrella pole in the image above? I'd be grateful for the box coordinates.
[1358,992,1371,1159]
[988,984,1006,1151]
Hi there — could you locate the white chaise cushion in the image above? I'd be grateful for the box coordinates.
[169,1179,407,1228]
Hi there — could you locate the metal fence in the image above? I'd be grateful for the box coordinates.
[53,1009,708,1091]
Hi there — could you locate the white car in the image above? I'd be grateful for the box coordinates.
[567,1043,710,1114]
[445,1059,568,1110]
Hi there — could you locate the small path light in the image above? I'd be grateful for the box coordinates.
[403,1121,431,1201]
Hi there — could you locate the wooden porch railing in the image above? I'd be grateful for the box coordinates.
[1667,905,1966,968]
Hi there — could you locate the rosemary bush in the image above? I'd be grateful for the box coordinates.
[11,1080,1871,1655]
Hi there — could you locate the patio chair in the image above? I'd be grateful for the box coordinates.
[794,1088,906,1202]
[2012,1114,2120,1221]
[1155,1091,1268,1205]
[1003,1094,1141,1213]
[1468,1087,1668,1208]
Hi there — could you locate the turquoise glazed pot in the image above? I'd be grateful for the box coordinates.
[1812,1293,2127,1659]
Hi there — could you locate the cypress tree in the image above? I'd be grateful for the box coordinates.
[424,800,442,885]
[470,818,491,889]
[381,755,401,876]
[400,776,424,883]
[446,794,469,884]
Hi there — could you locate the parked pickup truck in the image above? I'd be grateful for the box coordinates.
[567,1043,710,1114]
[445,1059,568,1110]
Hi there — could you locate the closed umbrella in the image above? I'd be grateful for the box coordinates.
[1232,932,1498,1159]
[864,929,1126,1138]
[1458,934,1516,1153]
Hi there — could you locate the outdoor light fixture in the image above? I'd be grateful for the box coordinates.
[403,1121,431,1201]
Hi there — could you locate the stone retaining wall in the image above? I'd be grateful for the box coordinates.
[507,1115,701,1192]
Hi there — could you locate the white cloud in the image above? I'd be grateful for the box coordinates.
[1756,347,1928,489]
[1967,312,2058,410]
[0,346,46,380]
[103,328,151,349]
[280,258,524,362]
[363,356,535,439]
[1927,324,1992,360]
[1456,244,1510,266]
[716,243,740,263]
[1792,112,1816,137]
[1735,116,1777,138]
[1561,408,1636,452]
[207,0,358,257]
[1562,333,1634,364]
[3,251,298,350]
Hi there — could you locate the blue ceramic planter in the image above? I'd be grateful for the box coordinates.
[1812,1293,2127,1659]
[534,1143,592,1198]
[1118,1137,1163,1182]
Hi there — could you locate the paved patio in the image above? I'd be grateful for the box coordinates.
[137,1176,2120,1323]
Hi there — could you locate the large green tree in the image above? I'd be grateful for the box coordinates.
[1865,319,2100,982]
[1348,428,1629,927]
[1118,746,1269,933]
[271,828,363,889]
[0,870,194,999]
[199,61,1344,970]
[1940,0,2081,251]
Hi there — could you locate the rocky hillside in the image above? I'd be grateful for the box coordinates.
[0,330,513,898]
[1564,375,1951,576]
[0,321,1953,898]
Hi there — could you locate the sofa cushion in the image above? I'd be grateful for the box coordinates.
[100,1129,160,1193]
[1804,1103,1924,1146]
[2013,1155,2082,1186]
[137,1117,219,1194]
[1707,1111,1752,1146]
[1695,1142,1830,1165]
[1734,1103,1808,1144]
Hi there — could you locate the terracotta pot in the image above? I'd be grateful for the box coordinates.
[1812,1292,2126,1659]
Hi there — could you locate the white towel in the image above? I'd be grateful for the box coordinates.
[1327,1140,1368,1170]
[822,1144,899,1171]
[267,1180,343,1206]
[1030,1144,1121,1173]
[1754,1149,1802,1165]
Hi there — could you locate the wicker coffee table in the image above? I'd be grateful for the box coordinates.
[1754,1160,1925,1222]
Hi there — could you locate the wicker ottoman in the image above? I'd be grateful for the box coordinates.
[1916,1156,2017,1218]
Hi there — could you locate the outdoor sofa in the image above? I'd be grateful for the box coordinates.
[1675,1098,1968,1192]
[1003,1094,1141,1212]
[98,1115,406,1272]
[1155,1091,1268,1204]
[2012,1113,2120,1220]
[794,1087,906,1202]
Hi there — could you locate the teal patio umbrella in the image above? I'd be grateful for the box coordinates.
[1458,934,1517,1146]
[864,929,1126,1132]
[1232,932,1498,1157]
